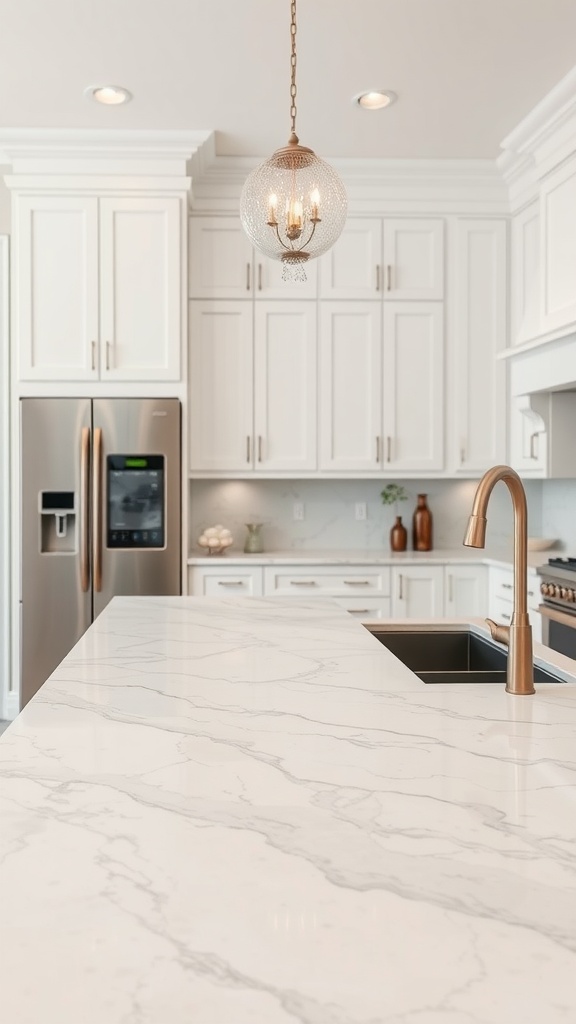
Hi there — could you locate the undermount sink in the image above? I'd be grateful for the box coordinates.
[368,629,564,684]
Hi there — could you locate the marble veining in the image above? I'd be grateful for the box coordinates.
[1,596,576,1023]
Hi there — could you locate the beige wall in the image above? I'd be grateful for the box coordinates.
[0,170,11,234]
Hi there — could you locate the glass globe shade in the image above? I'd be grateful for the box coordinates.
[240,140,347,280]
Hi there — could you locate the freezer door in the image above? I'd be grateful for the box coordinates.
[20,398,92,706]
[92,398,181,617]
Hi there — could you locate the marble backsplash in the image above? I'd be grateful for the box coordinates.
[189,478,545,554]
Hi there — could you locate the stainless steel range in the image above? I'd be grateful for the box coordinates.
[537,557,576,658]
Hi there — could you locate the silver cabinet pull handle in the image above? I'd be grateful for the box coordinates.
[218,580,244,587]
[246,263,251,291]
[376,265,381,292]
[258,435,263,462]
[502,583,513,590]
[258,263,263,291]
[91,340,97,371]
[386,264,392,291]
[398,573,403,600]
[530,432,538,459]
[347,609,370,614]
[460,444,466,464]
[344,580,370,585]
[448,574,453,603]
[246,435,251,463]
[386,436,392,462]
[290,580,317,586]
[106,341,112,370]
[376,436,381,462]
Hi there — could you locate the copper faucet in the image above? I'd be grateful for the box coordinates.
[463,465,535,695]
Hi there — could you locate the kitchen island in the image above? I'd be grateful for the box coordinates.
[1,596,576,1023]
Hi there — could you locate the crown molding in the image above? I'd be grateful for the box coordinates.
[0,128,215,178]
[498,64,576,207]
[189,150,508,212]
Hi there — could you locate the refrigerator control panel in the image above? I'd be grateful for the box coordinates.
[107,455,165,548]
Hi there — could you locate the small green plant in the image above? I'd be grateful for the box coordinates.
[380,483,408,515]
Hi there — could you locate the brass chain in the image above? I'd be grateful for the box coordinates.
[290,0,297,136]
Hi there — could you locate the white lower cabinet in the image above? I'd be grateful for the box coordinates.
[189,560,514,627]
[189,565,263,597]
[391,566,445,618]
[488,566,542,643]
[444,565,487,617]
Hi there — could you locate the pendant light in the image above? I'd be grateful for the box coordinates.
[240,0,347,281]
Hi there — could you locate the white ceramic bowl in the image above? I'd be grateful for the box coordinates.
[527,537,557,552]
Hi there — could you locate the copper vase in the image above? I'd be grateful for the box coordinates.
[390,515,408,552]
[413,493,433,551]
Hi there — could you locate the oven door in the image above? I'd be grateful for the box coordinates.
[539,603,576,659]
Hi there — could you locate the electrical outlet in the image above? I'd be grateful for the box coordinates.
[355,502,367,521]
[293,502,305,521]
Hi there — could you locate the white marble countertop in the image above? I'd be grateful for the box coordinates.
[187,546,553,571]
[1,596,576,1023]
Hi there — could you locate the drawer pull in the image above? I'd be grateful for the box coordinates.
[347,608,370,614]
[217,580,244,587]
[502,583,513,590]
[290,580,317,586]
[344,579,370,586]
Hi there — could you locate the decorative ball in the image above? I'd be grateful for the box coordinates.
[197,524,234,556]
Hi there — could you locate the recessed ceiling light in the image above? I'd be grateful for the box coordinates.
[85,85,132,106]
[354,90,397,110]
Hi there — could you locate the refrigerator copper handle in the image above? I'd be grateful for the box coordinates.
[93,427,103,593]
[80,427,90,593]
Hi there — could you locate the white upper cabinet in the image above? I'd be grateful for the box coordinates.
[451,219,507,474]
[383,219,444,300]
[16,194,182,383]
[189,216,317,299]
[189,301,317,474]
[319,301,443,474]
[189,302,254,472]
[511,202,540,345]
[254,303,317,471]
[16,196,99,381]
[99,197,181,381]
[319,217,444,300]
[540,153,576,332]
[382,303,444,472]
[320,303,382,472]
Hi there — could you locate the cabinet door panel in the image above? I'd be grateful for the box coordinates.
[189,217,253,298]
[383,219,444,300]
[189,303,253,471]
[16,195,99,381]
[511,202,540,344]
[256,257,318,299]
[383,303,444,471]
[100,197,181,381]
[319,218,382,299]
[453,219,507,473]
[392,566,444,618]
[254,302,317,471]
[541,156,576,331]
[444,566,487,617]
[320,303,382,471]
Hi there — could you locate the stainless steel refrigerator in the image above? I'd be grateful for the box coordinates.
[20,397,181,707]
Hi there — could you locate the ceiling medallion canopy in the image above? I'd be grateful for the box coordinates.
[240,0,347,281]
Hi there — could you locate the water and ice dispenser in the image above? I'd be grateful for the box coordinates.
[39,491,76,553]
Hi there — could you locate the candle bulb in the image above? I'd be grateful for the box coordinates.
[310,188,320,220]
[267,193,278,224]
[287,199,303,229]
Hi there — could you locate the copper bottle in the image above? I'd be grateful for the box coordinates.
[413,494,433,551]
[390,516,408,552]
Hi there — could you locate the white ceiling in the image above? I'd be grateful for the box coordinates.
[0,0,575,160]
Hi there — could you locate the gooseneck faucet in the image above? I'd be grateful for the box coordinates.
[463,465,535,695]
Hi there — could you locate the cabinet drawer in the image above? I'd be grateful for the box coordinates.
[490,567,514,601]
[263,566,390,596]
[189,566,263,596]
[333,597,391,620]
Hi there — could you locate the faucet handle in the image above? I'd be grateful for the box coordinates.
[486,618,510,647]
